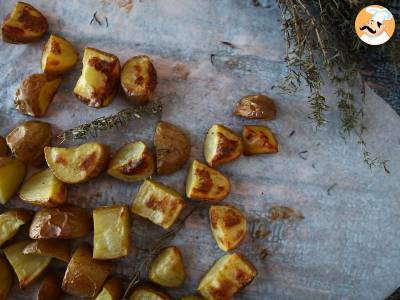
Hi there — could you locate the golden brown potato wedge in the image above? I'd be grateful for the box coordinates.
[0,256,12,300]
[4,240,51,288]
[197,253,257,300]
[93,205,131,259]
[131,179,185,229]
[149,246,186,288]
[107,141,154,182]
[1,2,48,44]
[44,142,109,184]
[6,120,52,166]
[204,124,242,167]
[209,205,247,251]
[37,273,62,300]
[95,277,123,300]
[19,169,67,207]
[234,94,276,120]
[22,240,70,262]
[129,285,171,300]
[41,34,78,75]
[186,160,230,202]
[0,158,26,204]
[74,47,121,108]
[29,206,91,239]
[181,296,204,300]
[0,209,32,246]
[62,244,112,298]
[121,55,157,105]
[242,125,278,155]
[0,136,8,157]
[154,121,191,175]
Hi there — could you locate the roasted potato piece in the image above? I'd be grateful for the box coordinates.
[44,142,109,184]
[1,2,48,44]
[6,121,52,166]
[186,160,230,202]
[0,209,31,246]
[0,136,8,157]
[204,124,242,167]
[37,273,62,300]
[129,285,171,300]
[181,296,204,300]
[197,253,257,300]
[93,205,131,259]
[154,121,190,175]
[41,34,78,75]
[62,244,112,298]
[19,169,67,207]
[209,205,246,251]
[0,158,26,204]
[22,240,70,262]
[131,180,185,229]
[121,55,157,105]
[95,277,123,300]
[107,141,154,182]
[234,94,276,120]
[74,47,121,108]
[242,125,278,155]
[0,256,12,300]
[149,246,186,288]
[29,206,91,239]
[4,240,51,288]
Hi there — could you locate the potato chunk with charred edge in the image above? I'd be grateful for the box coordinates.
[22,240,70,262]
[129,285,171,300]
[0,158,26,204]
[95,277,123,300]
[41,34,78,75]
[197,253,257,300]
[0,256,12,300]
[107,141,154,182]
[204,124,242,167]
[44,142,109,184]
[74,47,121,108]
[62,244,112,298]
[1,2,48,44]
[209,205,247,251]
[0,136,8,157]
[234,94,276,120]
[186,160,230,202]
[93,205,131,259]
[0,209,32,246]
[131,180,185,229]
[29,206,91,239]
[121,55,157,105]
[37,273,62,300]
[4,240,51,288]
[242,125,278,155]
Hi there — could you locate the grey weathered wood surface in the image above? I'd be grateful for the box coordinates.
[1,1,400,299]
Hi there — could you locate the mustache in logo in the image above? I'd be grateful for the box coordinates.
[360,25,376,34]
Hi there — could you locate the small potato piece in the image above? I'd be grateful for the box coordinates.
[93,205,131,259]
[204,124,242,167]
[121,55,157,105]
[23,240,70,262]
[129,285,171,300]
[19,169,67,207]
[154,122,190,175]
[0,256,12,300]
[6,121,52,166]
[37,273,62,300]
[0,136,8,156]
[29,206,91,239]
[62,244,112,298]
[41,34,78,75]
[74,47,121,108]
[0,158,26,204]
[44,142,109,184]
[1,2,48,44]
[186,160,230,202]
[209,205,247,251]
[242,125,278,155]
[0,209,32,246]
[234,94,276,120]
[149,246,186,288]
[107,141,154,182]
[131,180,185,229]
[95,277,123,300]
[4,241,51,288]
[197,253,257,300]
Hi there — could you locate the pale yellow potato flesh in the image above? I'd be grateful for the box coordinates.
[0,157,26,204]
[0,209,31,246]
[0,256,12,300]
[129,286,171,300]
[95,277,123,300]
[22,239,70,262]
[93,205,131,259]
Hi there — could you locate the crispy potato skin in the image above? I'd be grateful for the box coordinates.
[0,209,32,246]
[154,122,191,175]
[23,239,70,262]
[121,55,157,105]
[0,158,26,204]
[1,2,48,44]
[6,121,52,166]
[37,273,62,300]
[234,94,276,120]
[0,256,12,300]
[62,244,112,298]
[29,206,92,239]
[129,285,171,300]
[95,277,123,300]
[0,136,8,156]
[242,125,278,155]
